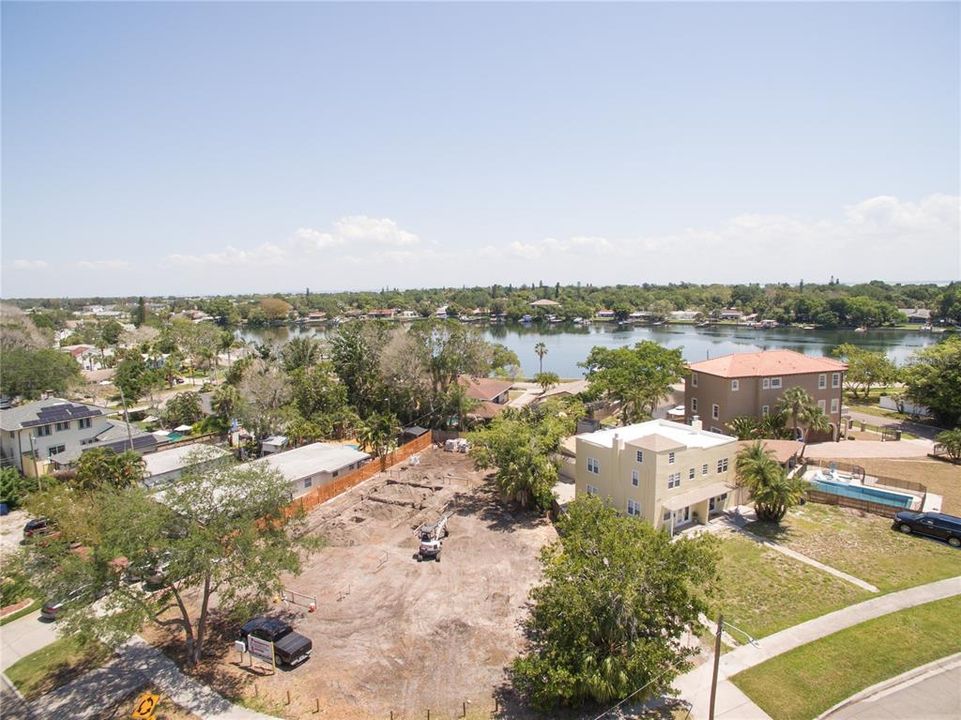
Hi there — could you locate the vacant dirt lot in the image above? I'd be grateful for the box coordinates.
[241,447,557,719]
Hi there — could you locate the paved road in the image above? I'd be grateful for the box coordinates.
[0,611,58,672]
[844,409,945,441]
[825,655,961,720]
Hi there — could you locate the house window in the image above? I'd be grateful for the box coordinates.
[627,499,641,516]
[712,404,719,420]
[818,399,826,412]
[831,398,839,414]
[36,425,52,437]
[55,421,69,432]
[7,431,12,439]
[832,372,841,388]
[731,379,739,392]
[668,452,675,464]
[47,445,65,457]
[818,374,826,390]
[663,511,672,522]
[667,472,681,489]
[762,405,769,416]
[702,463,709,475]
[762,378,770,390]
[78,418,92,429]
[332,469,340,478]
[587,457,599,474]
[691,372,698,388]
[770,377,782,389]
[586,484,599,496]
[631,469,639,486]
[636,450,643,463]
[691,397,698,412]
[717,458,729,473]
[688,467,695,480]
[304,477,313,488]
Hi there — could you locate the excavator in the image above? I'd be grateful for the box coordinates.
[416,510,452,562]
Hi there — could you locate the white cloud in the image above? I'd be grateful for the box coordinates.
[166,243,287,268]
[291,228,343,251]
[333,216,420,246]
[12,259,49,270]
[76,260,130,271]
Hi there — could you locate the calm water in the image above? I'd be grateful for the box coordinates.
[237,323,942,379]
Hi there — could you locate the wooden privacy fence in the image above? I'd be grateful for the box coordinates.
[284,433,433,517]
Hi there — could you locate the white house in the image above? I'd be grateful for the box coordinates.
[0,398,157,475]
[251,442,371,498]
[142,443,232,488]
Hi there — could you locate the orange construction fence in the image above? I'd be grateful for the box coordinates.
[284,433,433,517]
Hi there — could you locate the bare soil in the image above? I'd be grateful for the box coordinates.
[201,448,558,719]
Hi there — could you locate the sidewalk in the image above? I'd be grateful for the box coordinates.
[673,575,961,719]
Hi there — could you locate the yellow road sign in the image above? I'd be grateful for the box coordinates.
[132,691,160,719]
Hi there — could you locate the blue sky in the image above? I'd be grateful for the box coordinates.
[3,1,959,297]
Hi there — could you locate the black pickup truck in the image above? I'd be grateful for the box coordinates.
[239,617,312,667]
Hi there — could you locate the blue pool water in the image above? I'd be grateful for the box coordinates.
[810,478,914,509]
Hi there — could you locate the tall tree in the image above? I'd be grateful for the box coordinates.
[776,387,816,440]
[580,341,686,423]
[510,495,717,709]
[0,348,81,399]
[163,392,203,428]
[357,412,401,469]
[74,448,146,490]
[237,359,292,438]
[935,428,961,464]
[901,337,961,427]
[534,342,548,374]
[832,344,898,399]
[25,457,316,665]
[282,336,321,373]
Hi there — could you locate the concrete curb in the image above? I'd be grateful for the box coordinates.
[817,652,961,719]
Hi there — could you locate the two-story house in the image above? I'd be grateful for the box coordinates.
[575,418,737,534]
[0,398,157,475]
[685,350,848,440]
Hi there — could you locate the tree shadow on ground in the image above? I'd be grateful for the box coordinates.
[741,519,794,544]
[449,480,552,534]
[490,681,692,720]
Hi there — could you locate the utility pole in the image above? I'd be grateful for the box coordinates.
[708,614,723,720]
[118,386,135,451]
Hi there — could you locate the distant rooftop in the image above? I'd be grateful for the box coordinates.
[251,442,370,481]
[143,443,231,478]
[578,419,735,451]
[688,349,847,378]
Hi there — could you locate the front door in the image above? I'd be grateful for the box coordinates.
[675,507,691,525]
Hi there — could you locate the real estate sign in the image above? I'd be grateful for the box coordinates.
[246,635,275,666]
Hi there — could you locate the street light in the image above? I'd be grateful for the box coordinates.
[708,614,759,720]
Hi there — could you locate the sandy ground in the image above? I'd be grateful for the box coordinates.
[0,508,30,565]
[208,448,558,720]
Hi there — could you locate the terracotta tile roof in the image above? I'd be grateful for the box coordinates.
[688,350,847,378]
[467,401,507,420]
[736,439,804,465]
[458,376,514,402]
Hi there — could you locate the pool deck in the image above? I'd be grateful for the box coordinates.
[802,468,932,511]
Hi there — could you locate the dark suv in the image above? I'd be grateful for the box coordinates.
[893,511,961,548]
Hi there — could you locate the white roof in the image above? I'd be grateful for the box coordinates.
[251,442,370,482]
[174,424,194,432]
[577,419,735,451]
[143,444,231,477]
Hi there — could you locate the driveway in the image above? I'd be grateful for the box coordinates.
[844,409,945,441]
[0,611,59,672]
[804,438,934,460]
[825,654,961,719]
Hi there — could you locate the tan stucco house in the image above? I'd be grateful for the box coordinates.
[575,418,737,534]
[685,350,848,440]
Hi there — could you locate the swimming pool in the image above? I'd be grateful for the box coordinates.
[809,478,914,509]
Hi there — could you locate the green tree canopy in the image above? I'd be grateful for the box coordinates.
[0,347,82,399]
[580,341,686,423]
[902,337,961,427]
[934,428,961,464]
[832,343,898,399]
[73,448,146,491]
[163,392,203,428]
[511,495,717,709]
[735,441,805,522]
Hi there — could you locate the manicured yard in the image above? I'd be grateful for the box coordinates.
[745,503,961,593]
[5,635,110,699]
[731,594,961,720]
[711,534,870,640]
[849,457,961,515]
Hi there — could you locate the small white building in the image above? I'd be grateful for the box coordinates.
[251,442,371,498]
[142,443,232,488]
[261,435,289,454]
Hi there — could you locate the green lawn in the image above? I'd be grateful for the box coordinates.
[5,636,111,700]
[711,534,871,640]
[732,595,961,720]
[744,504,961,593]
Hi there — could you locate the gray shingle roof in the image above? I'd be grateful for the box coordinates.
[0,398,107,431]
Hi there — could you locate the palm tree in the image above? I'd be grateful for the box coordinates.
[935,428,961,464]
[212,384,242,423]
[358,412,401,470]
[777,387,816,440]
[735,441,805,523]
[282,337,320,373]
[799,406,831,454]
[727,416,761,440]
[534,342,548,374]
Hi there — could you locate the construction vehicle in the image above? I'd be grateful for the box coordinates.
[416,511,452,562]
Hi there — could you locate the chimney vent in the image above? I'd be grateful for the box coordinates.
[691,416,703,432]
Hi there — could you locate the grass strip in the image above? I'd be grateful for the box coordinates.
[731,594,961,720]
[5,635,111,700]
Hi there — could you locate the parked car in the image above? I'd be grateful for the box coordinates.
[239,616,312,667]
[40,584,102,621]
[893,511,961,548]
[23,517,56,541]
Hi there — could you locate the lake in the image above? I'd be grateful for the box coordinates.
[237,322,942,379]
